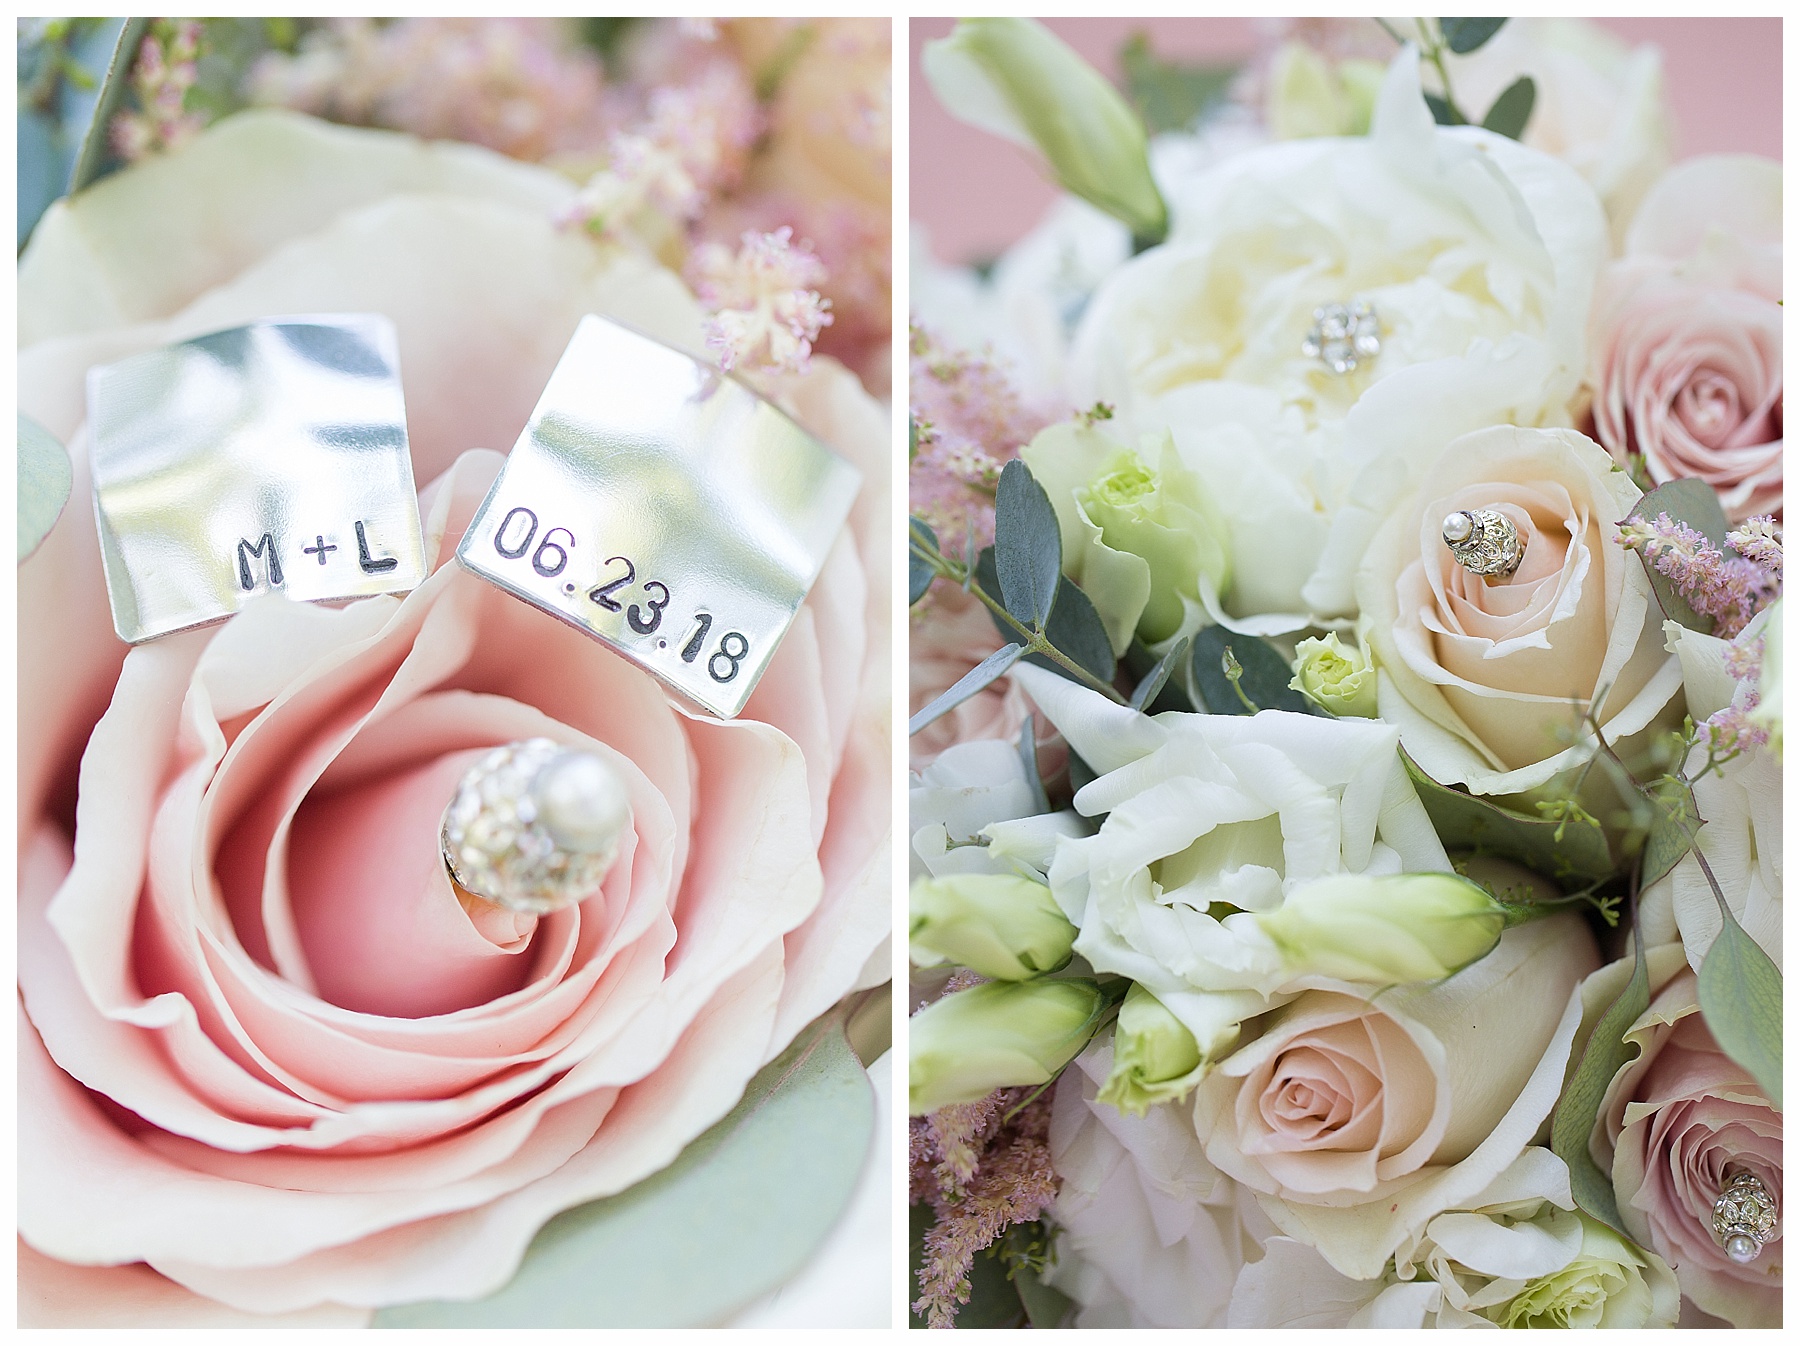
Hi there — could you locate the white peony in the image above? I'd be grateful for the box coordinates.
[1068,47,1606,631]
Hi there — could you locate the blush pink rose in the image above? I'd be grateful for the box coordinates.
[908,585,1063,776]
[1589,155,1783,521]
[17,112,889,1323]
[1597,963,1781,1328]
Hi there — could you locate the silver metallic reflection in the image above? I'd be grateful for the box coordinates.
[87,315,426,644]
[456,315,861,719]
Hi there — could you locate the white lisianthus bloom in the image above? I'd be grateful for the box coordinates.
[1009,662,1450,1051]
[1448,17,1672,249]
[1228,1147,1678,1327]
[1070,47,1606,631]
[908,738,1043,881]
[1043,1041,1272,1328]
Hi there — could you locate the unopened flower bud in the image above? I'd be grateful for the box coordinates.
[1257,872,1507,985]
[1096,982,1212,1116]
[909,978,1108,1115]
[1289,632,1378,718]
[922,18,1168,243]
[909,873,1078,981]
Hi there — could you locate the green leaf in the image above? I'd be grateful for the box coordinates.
[1480,75,1535,140]
[68,17,150,195]
[1551,933,1649,1235]
[910,643,1026,737]
[1627,478,1731,635]
[993,459,1061,630]
[1439,17,1507,54]
[18,414,73,563]
[1013,1258,1073,1328]
[1130,634,1190,712]
[1402,753,1617,888]
[1018,713,1050,816]
[1189,625,1307,716]
[376,1014,874,1328]
[977,546,1115,684]
[1118,32,1235,136]
[1698,909,1783,1109]
[1638,776,1699,891]
[1423,91,1464,126]
[909,517,939,605]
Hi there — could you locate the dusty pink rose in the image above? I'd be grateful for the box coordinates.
[1590,155,1783,521]
[908,585,1063,776]
[1597,962,1781,1328]
[17,112,889,1323]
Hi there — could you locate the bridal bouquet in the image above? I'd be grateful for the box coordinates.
[909,18,1779,1329]
[19,17,890,1327]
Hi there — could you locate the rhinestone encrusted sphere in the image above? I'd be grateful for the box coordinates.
[1711,1170,1778,1264]
[1301,301,1382,375]
[441,738,627,914]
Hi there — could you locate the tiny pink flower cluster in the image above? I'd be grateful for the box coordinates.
[686,227,833,374]
[110,20,206,163]
[1616,512,1782,639]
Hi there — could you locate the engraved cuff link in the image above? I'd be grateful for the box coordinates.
[456,315,861,719]
[87,315,426,643]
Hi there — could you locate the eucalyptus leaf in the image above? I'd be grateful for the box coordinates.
[909,643,1026,737]
[1189,625,1307,716]
[1439,17,1507,54]
[18,414,73,563]
[1627,478,1731,635]
[909,517,939,605]
[1018,713,1050,816]
[993,459,1061,630]
[1118,32,1235,135]
[1130,634,1190,712]
[1067,747,1098,798]
[1402,753,1617,888]
[977,546,1115,684]
[1014,1259,1073,1329]
[69,17,150,195]
[1423,91,1464,127]
[1480,75,1535,140]
[1697,910,1782,1108]
[376,1015,874,1328]
[1550,934,1649,1236]
[1638,776,1698,891]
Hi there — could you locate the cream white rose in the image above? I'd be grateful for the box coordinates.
[1043,1041,1270,1328]
[1195,915,1598,1279]
[1009,662,1450,1052]
[1070,48,1606,630]
[1356,424,1681,796]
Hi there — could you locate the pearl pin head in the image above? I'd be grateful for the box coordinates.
[1441,508,1524,580]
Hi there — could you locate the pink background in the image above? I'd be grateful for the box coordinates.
[911,17,1783,263]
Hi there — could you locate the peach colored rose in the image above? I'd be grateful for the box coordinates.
[1193,915,1599,1279]
[1357,425,1681,796]
[908,585,1062,776]
[17,112,889,1323]
[1589,155,1782,522]
[1595,961,1781,1328]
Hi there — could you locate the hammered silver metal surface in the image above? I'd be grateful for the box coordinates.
[88,314,426,643]
[441,738,623,915]
[456,314,861,719]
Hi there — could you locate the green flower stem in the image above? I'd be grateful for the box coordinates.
[910,523,1128,705]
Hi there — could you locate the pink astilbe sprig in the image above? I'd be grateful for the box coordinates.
[687,227,833,374]
[910,1085,1059,1329]
[110,19,207,163]
[1616,511,1781,639]
[909,325,1055,555]
[565,58,761,237]
[1699,633,1771,761]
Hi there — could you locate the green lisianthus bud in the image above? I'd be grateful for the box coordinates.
[1494,1214,1679,1328]
[909,873,1078,981]
[922,18,1168,243]
[1022,423,1229,654]
[1257,873,1507,986]
[1289,632,1378,717]
[1265,42,1384,139]
[1095,982,1213,1117]
[909,978,1108,1115]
